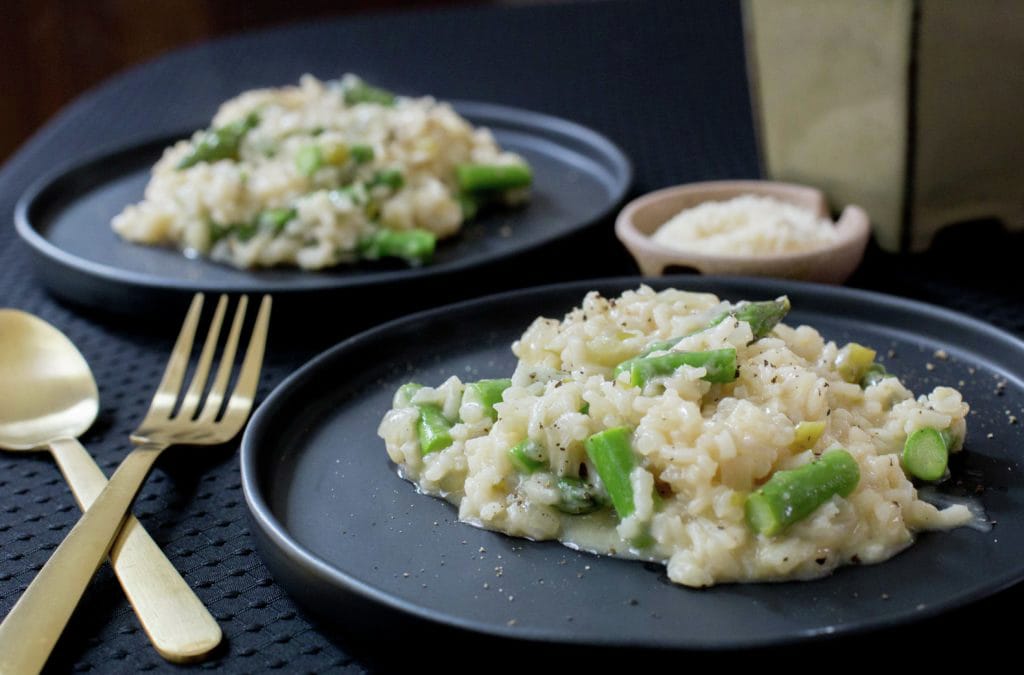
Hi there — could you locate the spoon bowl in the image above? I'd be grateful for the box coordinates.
[0,309,99,449]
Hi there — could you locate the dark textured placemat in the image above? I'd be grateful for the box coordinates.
[0,0,1021,672]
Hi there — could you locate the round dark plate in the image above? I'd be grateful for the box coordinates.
[240,276,1024,649]
[14,102,631,315]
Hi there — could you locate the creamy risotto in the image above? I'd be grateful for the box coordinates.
[113,74,531,270]
[378,286,973,587]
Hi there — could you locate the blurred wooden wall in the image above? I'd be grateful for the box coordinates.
[0,0,483,162]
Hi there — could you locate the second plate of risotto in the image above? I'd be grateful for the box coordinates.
[15,76,631,314]
[241,276,1024,648]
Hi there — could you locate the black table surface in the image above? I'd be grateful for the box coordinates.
[1,1,1022,671]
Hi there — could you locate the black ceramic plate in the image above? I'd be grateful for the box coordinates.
[14,102,630,315]
[240,276,1024,649]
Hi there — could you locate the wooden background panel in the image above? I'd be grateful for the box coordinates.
[0,0,483,162]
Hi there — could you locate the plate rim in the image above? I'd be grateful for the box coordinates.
[240,275,1024,648]
[14,100,633,296]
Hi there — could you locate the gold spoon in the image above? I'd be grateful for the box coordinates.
[0,309,221,663]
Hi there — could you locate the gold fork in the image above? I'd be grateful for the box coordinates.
[0,293,271,674]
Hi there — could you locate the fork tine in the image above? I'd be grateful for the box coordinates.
[196,295,248,424]
[176,294,228,421]
[145,293,204,421]
[219,295,272,432]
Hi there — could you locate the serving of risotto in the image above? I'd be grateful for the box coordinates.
[378,286,973,587]
[112,74,531,270]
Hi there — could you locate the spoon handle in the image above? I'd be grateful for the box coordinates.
[0,443,166,674]
[47,438,222,662]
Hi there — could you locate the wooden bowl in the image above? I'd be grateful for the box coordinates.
[615,180,870,284]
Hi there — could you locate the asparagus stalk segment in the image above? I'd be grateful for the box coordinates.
[209,222,232,244]
[394,382,453,455]
[745,448,861,536]
[457,193,479,220]
[212,207,297,244]
[177,112,260,170]
[584,427,638,520]
[350,144,375,163]
[465,378,512,420]
[417,404,453,455]
[370,168,405,191]
[321,141,350,165]
[508,440,547,474]
[628,348,738,387]
[835,342,877,384]
[257,208,297,234]
[395,382,423,407]
[359,229,436,264]
[611,335,692,379]
[902,427,949,481]
[555,477,603,515]
[295,144,323,176]
[859,362,897,389]
[343,80,396,106]
[642,337,684,357]
[456,163,532,193]
[792,420,826,450]
[611,298,789,379]
[707,297,791,339]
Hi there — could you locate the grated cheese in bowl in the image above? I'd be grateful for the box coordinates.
[650,195,838,255]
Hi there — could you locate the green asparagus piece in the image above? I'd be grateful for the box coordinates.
[296,144,323,176]
[579,402,590,415]
[455,163,532,193]
[627,348,738,387]
[177,112,260,169]
[610,354,659,381]
[584,427,638,520]
[613,337,687,381]
[395,382,423,407]
[464,378,511,420]
[233,221,259,242]
[745,448,861,536]
[636,339,681,359]
[393,382,453,455]
[792,420,826,449]
[457,193,479,220]
[330,183,369,206]
[343,80,396,106]
[706,297,791,339]
[359,229,436,264]
[208,222,231,244]
[613,337,719,380]
[370,168,405,191]
[939,428,959,452]
[350,144,375,163]
[836,342,877,384]
[508,440,547,474]
[902,427,949,481]
[257,208,297,234]
[555,477,603,515]
[417,404,453,455]
[611,298,790,379]
[211,207,297,244]
[860,362,891,388]
[321,141,349,165]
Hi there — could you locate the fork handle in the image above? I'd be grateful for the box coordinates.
[0,443,167,674]
[48,438,222,662]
